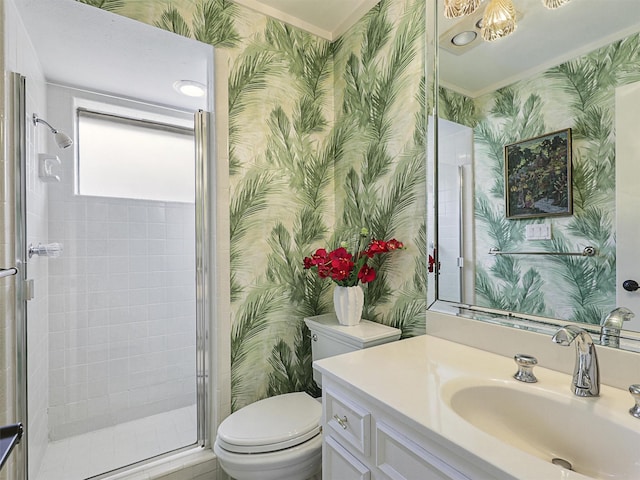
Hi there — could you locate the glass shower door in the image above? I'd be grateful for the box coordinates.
[23,93,210,480]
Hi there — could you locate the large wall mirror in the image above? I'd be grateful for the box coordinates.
[428,0,640,347]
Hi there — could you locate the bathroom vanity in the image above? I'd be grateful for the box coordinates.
[313,324,640,480]
[319,369,503,480]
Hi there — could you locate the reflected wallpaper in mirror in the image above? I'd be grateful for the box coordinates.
[434,1,640,331]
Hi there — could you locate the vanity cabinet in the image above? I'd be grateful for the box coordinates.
[315,332,618,480]
[324,436,371,480]
[321,379,495,480]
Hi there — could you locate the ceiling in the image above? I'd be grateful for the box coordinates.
[231,0,381,40]
[14,0,640,111]
[14,0,378,112]
[15,0,213,112]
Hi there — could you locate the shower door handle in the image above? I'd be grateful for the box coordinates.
[0,423,24,471]
[0,267,18,279]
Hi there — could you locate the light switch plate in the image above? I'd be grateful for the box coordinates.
[525,223,552,240]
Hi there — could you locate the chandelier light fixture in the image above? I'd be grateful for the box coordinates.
[481,0,517,41]
[444,0,572,42]
[542,0,571,8]
[443,0,482,18]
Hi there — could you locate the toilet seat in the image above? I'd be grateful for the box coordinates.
[216,392,322,454]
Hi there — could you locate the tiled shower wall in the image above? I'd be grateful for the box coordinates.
[45,85,197,440]
[46,195,197,440]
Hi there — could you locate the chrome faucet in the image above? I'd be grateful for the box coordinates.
[552,325,600,397]
[600,307,634,348]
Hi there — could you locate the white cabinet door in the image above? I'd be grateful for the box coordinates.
[325,387,372,456]
[324,436,371,480]
[376,422,470,480]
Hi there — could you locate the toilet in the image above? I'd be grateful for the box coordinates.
[213,313,401,480]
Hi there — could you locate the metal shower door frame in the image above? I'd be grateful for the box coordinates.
[10,71,29,480]
[195,109,211,449]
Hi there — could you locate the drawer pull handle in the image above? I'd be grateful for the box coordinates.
[333,414,348,429]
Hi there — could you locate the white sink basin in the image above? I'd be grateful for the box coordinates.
[442,378,640,479]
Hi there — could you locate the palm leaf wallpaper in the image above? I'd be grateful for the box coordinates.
[95,0,427,409]
[440,34,640,325]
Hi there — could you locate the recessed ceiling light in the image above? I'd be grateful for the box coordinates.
[451,31,477,46]
[173,80,206,97]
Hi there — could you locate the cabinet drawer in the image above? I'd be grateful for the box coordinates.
[324,436,371,480]
[376,422,470,480]
[325,387,371,456]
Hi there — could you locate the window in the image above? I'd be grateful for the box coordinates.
[77,109,195,203]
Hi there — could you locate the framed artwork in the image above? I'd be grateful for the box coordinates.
[505,128,572,219]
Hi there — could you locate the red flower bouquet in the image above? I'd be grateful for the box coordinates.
[303,228,404,287]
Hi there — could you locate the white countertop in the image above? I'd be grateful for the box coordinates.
[313,334,639,480]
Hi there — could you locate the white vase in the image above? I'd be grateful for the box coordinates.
[333,285,364,326]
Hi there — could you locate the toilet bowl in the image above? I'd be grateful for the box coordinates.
[214,314,401,480]
[213,392,322,480]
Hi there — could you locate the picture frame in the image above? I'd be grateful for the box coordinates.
[504,128,572,219]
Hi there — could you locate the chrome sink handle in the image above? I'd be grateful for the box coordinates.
[513,354,538,383]
[600,307,634,348]
[629,385,640,419]
[552,325,600,397]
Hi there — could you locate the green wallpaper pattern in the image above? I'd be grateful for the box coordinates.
[86,0,427,409]
[440,34,640,326]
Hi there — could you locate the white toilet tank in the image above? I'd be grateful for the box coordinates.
[304,313,401,387]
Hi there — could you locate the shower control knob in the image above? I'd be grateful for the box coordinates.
[623,280,640,292]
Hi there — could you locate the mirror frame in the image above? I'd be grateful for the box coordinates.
[425,0,640,353]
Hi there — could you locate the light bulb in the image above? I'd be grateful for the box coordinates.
[173,80,206,98]
[451,31,478,46]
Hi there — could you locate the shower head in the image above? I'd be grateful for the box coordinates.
[32,114,73,149]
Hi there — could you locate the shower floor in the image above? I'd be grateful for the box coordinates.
[35,405,197,480]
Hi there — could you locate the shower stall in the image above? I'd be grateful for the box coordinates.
[4,0,216,478]
[436,118,475,305]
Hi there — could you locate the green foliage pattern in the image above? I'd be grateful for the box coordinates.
[99,0,427,409]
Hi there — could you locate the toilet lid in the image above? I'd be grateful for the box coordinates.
[216,392,322,454]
